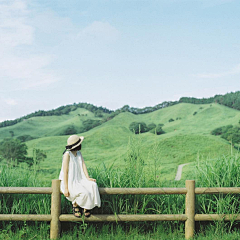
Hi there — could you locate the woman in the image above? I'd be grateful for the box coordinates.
[59,135,101,217]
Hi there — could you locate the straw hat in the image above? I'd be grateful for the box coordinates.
[66,135,84,151]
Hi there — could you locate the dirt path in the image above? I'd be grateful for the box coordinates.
[175,163,190,181]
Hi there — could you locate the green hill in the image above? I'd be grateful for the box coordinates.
[0,108,107,139]
[8,102,237,181]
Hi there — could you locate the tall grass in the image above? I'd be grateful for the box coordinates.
[193,153,240,234]
[1,138,240,239]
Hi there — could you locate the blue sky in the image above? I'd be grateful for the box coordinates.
[0,0,240,121]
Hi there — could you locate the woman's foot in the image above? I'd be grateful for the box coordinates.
[83,209,91,218]
[72,205,82,218]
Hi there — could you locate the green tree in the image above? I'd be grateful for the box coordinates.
[33,148,47,165]
[0,138,33,167]
[62,125,77,135]
[211,125,240,145]
[17,135,35,142]
[94,110,103,117]
[81,119,102,132]
[147,123,156,131]
[9,130,14,137]
[129,122,148,134]
[211,127,223,136]
[150,124,165,135]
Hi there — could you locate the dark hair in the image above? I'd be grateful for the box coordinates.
[71,144,82,151]
[62,144,82,155]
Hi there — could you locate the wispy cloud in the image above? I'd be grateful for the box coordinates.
[0,0,33,48]
[0,0,59,90]
[194,64,240,79]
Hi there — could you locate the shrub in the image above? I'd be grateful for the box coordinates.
[62,125,77,135]
[211,125,240,144]
[169,118,174,122]
[94,110,103,117]
[147,123,156,131]
[211,127,223,136]
[81,119,102,132]
[150,124,165,135]
[129,122,148,134]
[17,135,36,142]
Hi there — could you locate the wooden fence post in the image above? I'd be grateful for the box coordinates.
[50,179,61,239]
[185,180,195,239]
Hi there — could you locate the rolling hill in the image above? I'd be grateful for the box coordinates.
[0,108,107,139]
[1,102,236,181]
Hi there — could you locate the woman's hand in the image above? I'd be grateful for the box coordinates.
[87,177,96,182]
[64,188,70,197]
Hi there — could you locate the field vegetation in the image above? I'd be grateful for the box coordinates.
[0,102,240,182]
[1,94,240,238]
[1,145,240,239]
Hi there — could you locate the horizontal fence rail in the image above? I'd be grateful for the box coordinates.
[1,180,240,239]
[59,214,188,222]
[195,187,240,194]
[99,187,188,195]
[0,214,52,221]
[0,187,52,194]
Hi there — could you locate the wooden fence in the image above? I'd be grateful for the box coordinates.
[1,179,240,239]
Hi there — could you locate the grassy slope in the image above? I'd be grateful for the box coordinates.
[19,103,239,181]
[0,108,106,139]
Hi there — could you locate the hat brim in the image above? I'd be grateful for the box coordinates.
[66,136,84,151]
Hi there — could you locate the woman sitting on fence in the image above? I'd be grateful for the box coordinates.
[59,135,101,217]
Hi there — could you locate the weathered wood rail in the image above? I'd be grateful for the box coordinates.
[1,180,240,239]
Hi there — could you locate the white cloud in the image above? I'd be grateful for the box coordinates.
[194,64,240,79]
[0,0,59,90]
[0,0,33,48]
[0,53,58,89]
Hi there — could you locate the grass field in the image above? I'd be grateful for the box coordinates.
[1,101,240,239]
[24,103,240,181]
[1,102,239,182]
[1,153,240,239]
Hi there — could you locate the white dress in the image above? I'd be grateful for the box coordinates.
[59,151,101,209]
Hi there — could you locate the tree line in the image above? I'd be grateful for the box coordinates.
[179,91,240,110]
[211,124,240,145]
[0,103,113,128]
[1,91,240,129]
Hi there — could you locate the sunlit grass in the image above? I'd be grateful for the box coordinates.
[1,142,240,238]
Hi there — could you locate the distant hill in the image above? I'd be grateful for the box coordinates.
[1,91,240,181]
[1,91,240,129]
[21,103,240,181]
[0,107,108,140]
[179,91,240,110]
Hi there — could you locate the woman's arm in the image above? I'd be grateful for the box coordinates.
[63,152,70,197]
[82,158,96,182]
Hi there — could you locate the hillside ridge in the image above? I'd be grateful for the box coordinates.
[1,91,240,128]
